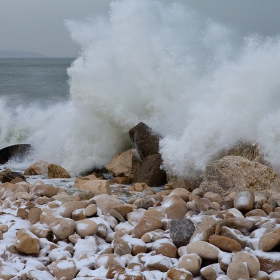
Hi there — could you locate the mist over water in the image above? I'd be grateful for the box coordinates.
[2,0,280,177]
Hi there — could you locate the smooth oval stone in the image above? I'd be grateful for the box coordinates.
[234,190,254,213]
[186,241,219,260]
[131,216,162,238]
[209,235,242,252]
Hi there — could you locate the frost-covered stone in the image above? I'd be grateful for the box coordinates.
[178,253,202,275]
[75,219,98,238]
[234,190,254,212]
[49,218,75,240]
[48,259,78,280]
[15,228,40,255]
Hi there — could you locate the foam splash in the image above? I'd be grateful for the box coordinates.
[2,0,280,177]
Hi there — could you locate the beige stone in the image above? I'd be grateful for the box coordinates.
[94,194,123,214]
[186,241,219,260]
[17,207,29,220]
[232,251,260,277]
[162,194,188,219]
[178,253,202,275]
[190,216,217,243]
[30,224,52,239]
[48,163,71,178]
[259,228,280,251]
[75,219,98,238]
[227,259,250,280]
[57,201,87,218]
[49,218,75,240]
[145,254,172,272]
[85,204,97,217]
[72,174,98,189]
[234,190,255,212]
[152,239,177,258]
[27,270,55,280]
[15,191,34,201]
[200,263,226,280]
[203,192,223,205]
[126,209,146,225]
[166,267,193,280]
[219,226,247,248]
[95,254,126,269]
[15,228,40,255]
[209,235,242,252]
[72,208,86,221]
[34,184,59,198]
[79,179,111,195]
[24,160,49,175]
[48,259,78,280]
[132,216,162,238]
[28,207,42,224]
[200,156,280,197]
[105,148,141,181]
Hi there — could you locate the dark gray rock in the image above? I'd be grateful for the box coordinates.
[137,154,166,187]
[129,122,161,160]
[2,171,26,183]
[0,144,32,164]
[169,219,196,248]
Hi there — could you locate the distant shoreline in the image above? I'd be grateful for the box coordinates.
[0,50,46,58]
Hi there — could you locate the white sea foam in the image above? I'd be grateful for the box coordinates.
[1,0,280,177]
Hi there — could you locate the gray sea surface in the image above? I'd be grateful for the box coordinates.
[0,58,73,108]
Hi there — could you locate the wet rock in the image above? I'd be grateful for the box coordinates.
[0,144,31,164]
[57,201,87,218]
[48,163,71,178]
[2,171,25,183]
[169,219,195,247]
[105,148,141,182]
[129,122,161,160]
[137,154,166,187]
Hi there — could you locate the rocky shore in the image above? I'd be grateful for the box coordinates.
[1,123,280,279]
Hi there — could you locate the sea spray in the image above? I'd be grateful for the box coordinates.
[1,0,280,178]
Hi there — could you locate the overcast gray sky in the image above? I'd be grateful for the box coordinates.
[1,0,280,57]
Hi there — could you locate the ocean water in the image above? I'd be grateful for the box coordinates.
[2,0,280,178]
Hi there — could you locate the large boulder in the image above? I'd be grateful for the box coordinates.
[48,163,71,178]
[199,156,280,197]
[129,122,166,186]
[105,148,141,182]
[0,144,32,164]
[24,160,48,175]
[137,154,166,186]
[129,122,161,160]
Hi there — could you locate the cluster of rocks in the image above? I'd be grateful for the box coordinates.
[1,123,280,279]
[1,160,280,279]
